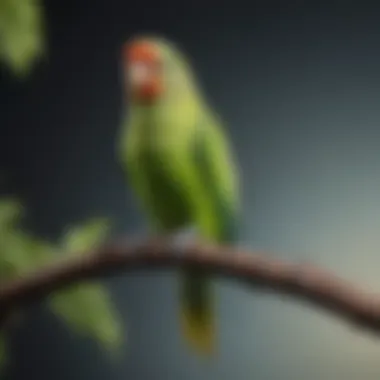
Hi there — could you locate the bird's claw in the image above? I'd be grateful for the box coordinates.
[169,228,198,256]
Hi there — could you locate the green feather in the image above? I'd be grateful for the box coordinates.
[119,35,240,355]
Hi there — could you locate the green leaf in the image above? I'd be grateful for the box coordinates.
[0,0,45,77]
[0,198,23,229]
[24,236,57,267]
[49,284,124,353]
[0,228,55,281]
[61,218,111,256]
[0,207,124,360]
[49,217,123,354]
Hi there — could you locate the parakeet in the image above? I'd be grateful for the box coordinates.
[118,35,240,356]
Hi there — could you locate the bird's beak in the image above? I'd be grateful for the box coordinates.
[123,41,163,102]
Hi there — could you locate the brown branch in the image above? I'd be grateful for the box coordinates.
[1,238,380,336]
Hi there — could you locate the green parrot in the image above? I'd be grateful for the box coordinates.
[117,35,240,355]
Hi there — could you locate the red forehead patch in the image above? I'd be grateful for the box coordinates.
[123,40,159,63]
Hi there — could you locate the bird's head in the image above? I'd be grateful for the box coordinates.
[121,35,196,104]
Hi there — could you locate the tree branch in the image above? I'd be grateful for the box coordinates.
[1,238,380,336]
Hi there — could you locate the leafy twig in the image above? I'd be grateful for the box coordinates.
[1,238,380,336]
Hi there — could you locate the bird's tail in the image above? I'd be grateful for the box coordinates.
[179,269,215,356]
[177,207,239,356]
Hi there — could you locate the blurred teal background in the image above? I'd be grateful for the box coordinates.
[1,1,380,379]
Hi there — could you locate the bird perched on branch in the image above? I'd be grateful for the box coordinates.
[117,35,240,356]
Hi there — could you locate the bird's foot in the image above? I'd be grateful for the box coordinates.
[169,227,198,256]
